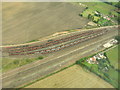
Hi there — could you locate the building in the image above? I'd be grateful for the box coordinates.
[103,39,118,48]
[87,57,98,64]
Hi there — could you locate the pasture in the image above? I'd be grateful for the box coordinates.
[81,2,118,17]
[106,45,119,69]
[26,65,113,88]
[2,2,88,45]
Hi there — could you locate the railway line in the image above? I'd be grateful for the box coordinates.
[3,28,109,56]
[1,26,118,88]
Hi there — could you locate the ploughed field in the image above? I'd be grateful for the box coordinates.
[2,2,88,45]
[26,65,113,88]
[2,27,113,57]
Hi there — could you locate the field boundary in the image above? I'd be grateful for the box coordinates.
[18,64,75,89]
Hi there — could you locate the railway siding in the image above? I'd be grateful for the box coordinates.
[2,27,118,88]
[2,27,112,56]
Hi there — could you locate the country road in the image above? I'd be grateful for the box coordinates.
[1,26,118,88]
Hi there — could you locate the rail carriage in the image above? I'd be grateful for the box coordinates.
[6,28,109,56]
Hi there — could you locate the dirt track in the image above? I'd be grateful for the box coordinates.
[2,2,88,45]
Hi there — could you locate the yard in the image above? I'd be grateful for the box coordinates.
[76,50,119,88]
[81,2,118,17]
[80,2,119,26]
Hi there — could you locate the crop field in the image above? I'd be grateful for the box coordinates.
[2,2,88,45]
[26,65,113,88]
[106,45,119,69]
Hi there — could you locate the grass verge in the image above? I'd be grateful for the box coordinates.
[2,56,44,72]
[18,63,75,89]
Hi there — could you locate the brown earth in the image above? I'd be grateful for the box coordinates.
[26,65,114,88]
[2,2,88,45]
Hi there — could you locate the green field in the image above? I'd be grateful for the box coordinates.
[76,48,119,88]
[106,45,119,69]
[81,2,118,17]
[1,56,44,72]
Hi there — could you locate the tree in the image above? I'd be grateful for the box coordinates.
[86,7,88,9]
[38,56,44,59]
[79,13,83,17]
[115,36,120,43]
[88,14,91,19]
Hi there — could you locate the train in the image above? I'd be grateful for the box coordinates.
[3,28,108,56]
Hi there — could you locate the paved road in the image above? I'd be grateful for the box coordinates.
[1,27,118,88]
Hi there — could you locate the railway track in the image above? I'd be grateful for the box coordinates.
[2,28,109,56]
[2,26,118,88]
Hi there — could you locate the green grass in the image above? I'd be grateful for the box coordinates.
[2,56,44,72]
[106,67,119,88]
[26,40,39,43]
[81,2,118,17]
[76,48,119,88]
[106,45,119,69]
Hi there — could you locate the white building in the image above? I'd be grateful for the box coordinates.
[103,39,118,48]
[103,43,113,48]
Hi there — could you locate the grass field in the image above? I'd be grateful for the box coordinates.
[1,56,44,72]
[26,65,113,88]
[76,48,119,88]
[81,2,118,17]
[106,45,119,69]
[2,2,88,45]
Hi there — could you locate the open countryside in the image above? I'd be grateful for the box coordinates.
[26,65,113,88]
[2,2,88,45]
[106,45,119,69]
[1,1,119,89]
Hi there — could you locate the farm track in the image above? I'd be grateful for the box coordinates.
[1,26,118,88]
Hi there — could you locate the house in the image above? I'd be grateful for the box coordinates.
[98,53,106,59]
[87,57,98,64]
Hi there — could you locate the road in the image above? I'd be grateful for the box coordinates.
[1,26,118,88]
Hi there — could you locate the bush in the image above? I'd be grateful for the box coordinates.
[85,7,88,9]
[13,60,19,65]
[37,56,44,60]
[26,59,32,63]
[76,61,81,64]
[79,13,83,17]
[115,36,120,43]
